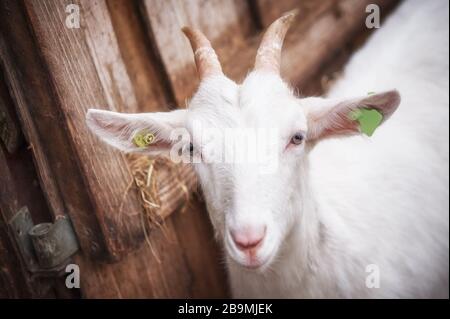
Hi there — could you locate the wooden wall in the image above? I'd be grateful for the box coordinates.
[0,0,399,298]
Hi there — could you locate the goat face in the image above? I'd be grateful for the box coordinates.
[186,71,309,269]
[86,12,400,270]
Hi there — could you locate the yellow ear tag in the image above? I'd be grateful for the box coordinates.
[133,131,155,148]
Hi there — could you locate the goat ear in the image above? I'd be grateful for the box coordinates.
[305,90,401,141]
[86,109,187,155]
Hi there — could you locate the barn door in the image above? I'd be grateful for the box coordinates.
[0,0,229,298]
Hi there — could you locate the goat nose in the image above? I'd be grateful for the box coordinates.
[230,225,266,250]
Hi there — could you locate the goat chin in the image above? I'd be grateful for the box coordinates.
[225,0,449,299]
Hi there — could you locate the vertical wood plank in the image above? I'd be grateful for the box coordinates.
[80,0,228,298]
[0,66,24,154]
[25,0,148,259]
[0,145,57,298]
[2,0,228,298]
[75,204,228,298]
[251,0,340,29]
[251,0,301,27]
[281,0,396,88]
[139,0,255,105]
[106,0,175,112]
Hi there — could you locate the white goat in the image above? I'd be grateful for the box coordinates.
[86,0,449,298]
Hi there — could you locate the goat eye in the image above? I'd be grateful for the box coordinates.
[291,132,304,145]
[189,142,194,155]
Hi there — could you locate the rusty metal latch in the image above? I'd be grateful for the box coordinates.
[8,206,79,277]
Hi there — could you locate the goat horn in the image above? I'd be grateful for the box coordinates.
[254,9,298,74]
[182,27,223,80]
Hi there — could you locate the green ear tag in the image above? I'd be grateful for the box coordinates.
[133,131,155,148]
[349,108,383,137]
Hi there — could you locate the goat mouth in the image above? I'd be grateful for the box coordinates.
[236,251,277,271]
[241,258,269,270]
[230,248,273,270]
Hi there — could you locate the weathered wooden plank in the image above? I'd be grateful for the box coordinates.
[74,198,227,298]
[223,0,398,84]
[170,198,229,297]
[75,217,193,298]
[0,65,62,298]
[283,0,398,88]
[0,145,58,298]
[81,0,139,114]
[2,0,228,298]
[0,6,67,223]
[0,216,29,298]
[153,163,197,220]
[251,0,300,28]
[0,0,143,261]
[106,0,176,112]
[107,0,228,298]
[0,65,24,154]
[0,141,81,298]
[139,0,255,105]
[104,0,227,298]
[252,0,334,28]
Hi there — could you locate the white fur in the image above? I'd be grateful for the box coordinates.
[223,0,448,298]
[86,0,449,298]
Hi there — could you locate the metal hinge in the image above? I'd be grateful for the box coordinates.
[8,206,79,277]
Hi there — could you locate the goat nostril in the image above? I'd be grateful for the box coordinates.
[231,226,266,251]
